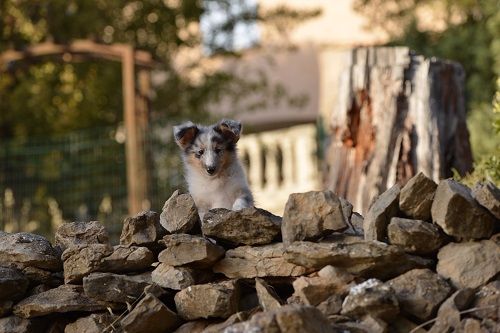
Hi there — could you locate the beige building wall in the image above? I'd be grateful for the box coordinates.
[259,0,388,47]
[255,0,390,129]
[206,45,320,129]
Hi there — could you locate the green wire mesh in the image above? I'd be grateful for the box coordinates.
[0,124,184,241]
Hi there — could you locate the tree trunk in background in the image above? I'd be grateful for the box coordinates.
[324,47,473,214]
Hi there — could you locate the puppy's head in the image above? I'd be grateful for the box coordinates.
[173,119,242,177]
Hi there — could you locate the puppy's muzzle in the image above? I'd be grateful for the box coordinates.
[206,166,216,175]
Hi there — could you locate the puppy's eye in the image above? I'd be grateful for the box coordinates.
[215,148,222,154]
[194,149,204,158]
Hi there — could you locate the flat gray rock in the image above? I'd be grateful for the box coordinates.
[284,240,432,280]
[121,293,181,333]
[158,234,224,268]
[120,210,165,249]
[339,199,365,236]
[83,272,162,304]
[387,268,452,320]
[341,279,399,320]
[223,305,333,333]
[428,289,476,333]
[151,263,209,290]
[282,191,347,245]
[160,190,200,234]
[64,313,116,333]
[456,318,487,332]
[431,179,495,240]
[472,181,500,219]
[62,244,113,284]
[62,244,155,284]
[0,316,43,333]
[399,172,437,220]
[472,280,500,321]
[13,285,108,318]
[436,240,500,289]
[55,221,109,252]
[292,266,355,306]
[340,197,353,223]
[316,294,343,317]
[0,232,62,272]
[350,213,365,235]
[202,207,281,246]
[203,311,252,333]
[99,245,155,273]
[213,243,312,279]
[387,217,445,254]
[174,280,240,320]
[333,315,388,333]
[363,184,400,241]
[0,266,29,302]
[15,266,62,287]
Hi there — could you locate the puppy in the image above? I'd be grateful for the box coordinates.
[173,119,254,220]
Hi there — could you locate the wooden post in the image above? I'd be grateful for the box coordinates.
[323,47,473,213]
[122,45,146,215]
[136,68,152,210]
[137,69,151,133]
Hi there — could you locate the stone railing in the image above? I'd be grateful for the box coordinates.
[238,123,320,214]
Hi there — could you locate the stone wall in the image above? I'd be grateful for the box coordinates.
[0,174,498,332]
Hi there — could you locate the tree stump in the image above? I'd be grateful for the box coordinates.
[324,47,472,213]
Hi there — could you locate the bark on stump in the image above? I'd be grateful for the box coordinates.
[324,47,472,213]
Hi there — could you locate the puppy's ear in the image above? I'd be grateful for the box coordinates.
[215,119,242,144]
[173,121,199,149]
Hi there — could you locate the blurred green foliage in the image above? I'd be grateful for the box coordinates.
[354,0,500,161]
[0,0,211,139]
[454,80,500,186]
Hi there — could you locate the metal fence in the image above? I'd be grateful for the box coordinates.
[0,124,183,241]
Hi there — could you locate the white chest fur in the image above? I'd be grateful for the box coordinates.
[185,163,249,214]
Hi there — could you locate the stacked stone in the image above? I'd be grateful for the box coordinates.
[0,177,498,333]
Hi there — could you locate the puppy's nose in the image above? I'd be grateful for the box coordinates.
[206,166,216,175]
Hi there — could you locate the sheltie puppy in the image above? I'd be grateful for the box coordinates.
[173,119,254,220]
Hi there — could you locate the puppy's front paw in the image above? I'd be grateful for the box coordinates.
[232,198,251,211]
